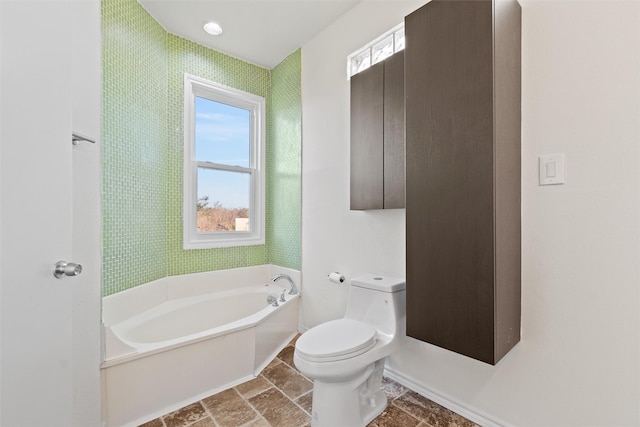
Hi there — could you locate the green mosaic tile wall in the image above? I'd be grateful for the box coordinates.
[267,50,302,269]
[102,0,302,296]
[102,0,168,296]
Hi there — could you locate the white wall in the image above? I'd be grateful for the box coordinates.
[301,0,640,425]
[301,0,421,328]
[71,1,103,425]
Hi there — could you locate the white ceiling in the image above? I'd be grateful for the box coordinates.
[138,0,361,69]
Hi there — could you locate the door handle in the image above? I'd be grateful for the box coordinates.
[53,260,82,278]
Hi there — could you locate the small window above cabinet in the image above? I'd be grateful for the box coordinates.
[350,50,404,210]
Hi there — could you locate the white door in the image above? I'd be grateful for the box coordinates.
[0,1,102,426]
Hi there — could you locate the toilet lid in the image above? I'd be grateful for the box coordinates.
[296,319,377,360]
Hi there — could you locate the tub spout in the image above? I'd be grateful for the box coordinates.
[271,274,297,296]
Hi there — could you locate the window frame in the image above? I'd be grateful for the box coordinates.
[347,23,405,79]
[183,73,265,249]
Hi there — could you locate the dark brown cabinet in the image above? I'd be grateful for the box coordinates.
[405,0,521,364]
[350,51,405,210]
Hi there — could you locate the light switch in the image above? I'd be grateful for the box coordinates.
[539,154,565,185]
[545,162,556,177]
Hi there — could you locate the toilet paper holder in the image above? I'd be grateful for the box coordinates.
[328,272,345,284]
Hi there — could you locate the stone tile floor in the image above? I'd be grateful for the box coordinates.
[140,336,478,427]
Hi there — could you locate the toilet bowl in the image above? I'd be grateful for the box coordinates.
[294,274,406,427]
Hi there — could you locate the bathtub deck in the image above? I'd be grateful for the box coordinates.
[139,336,478,427]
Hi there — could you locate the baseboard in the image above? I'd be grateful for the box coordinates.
[383,367,508,427]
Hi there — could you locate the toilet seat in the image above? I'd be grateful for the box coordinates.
[296,318,377,362]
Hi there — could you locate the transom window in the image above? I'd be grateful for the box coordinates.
[183,74,265,249]
[347,23,405,78]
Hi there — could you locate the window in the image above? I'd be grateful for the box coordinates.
[347,23,405,78]
[183,74,265,249]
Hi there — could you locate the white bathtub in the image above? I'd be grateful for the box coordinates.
[101,265,300,427]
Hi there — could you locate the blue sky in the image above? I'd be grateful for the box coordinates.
[195,97,251,209]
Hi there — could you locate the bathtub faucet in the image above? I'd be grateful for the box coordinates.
[271,274,298,296]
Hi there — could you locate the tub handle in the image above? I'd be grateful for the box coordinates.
[279,289,287,303]
[267,295,279,307]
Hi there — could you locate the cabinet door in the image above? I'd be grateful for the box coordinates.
[350,61,384,210]
[405,0,521,365]
[405,0,497,364]
[383,51,405,209]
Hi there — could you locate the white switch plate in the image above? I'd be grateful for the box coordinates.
[539,154,565,185]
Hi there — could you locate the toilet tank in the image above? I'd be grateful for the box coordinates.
[344,274,406,337]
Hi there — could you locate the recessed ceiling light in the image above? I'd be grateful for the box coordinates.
[203,21,223,36]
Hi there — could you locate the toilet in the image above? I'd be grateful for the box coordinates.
[294,274,406,427]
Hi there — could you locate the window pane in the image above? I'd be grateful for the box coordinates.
[394,28,405,52]
[350,48,371,76]
[372,34,394,65]
[197,168,250,232]
[195,97,250,167]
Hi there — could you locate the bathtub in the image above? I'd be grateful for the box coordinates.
[101,265,300,427]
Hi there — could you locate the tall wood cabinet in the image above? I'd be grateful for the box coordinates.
[350,51,405,210]
[405,0,521,364]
